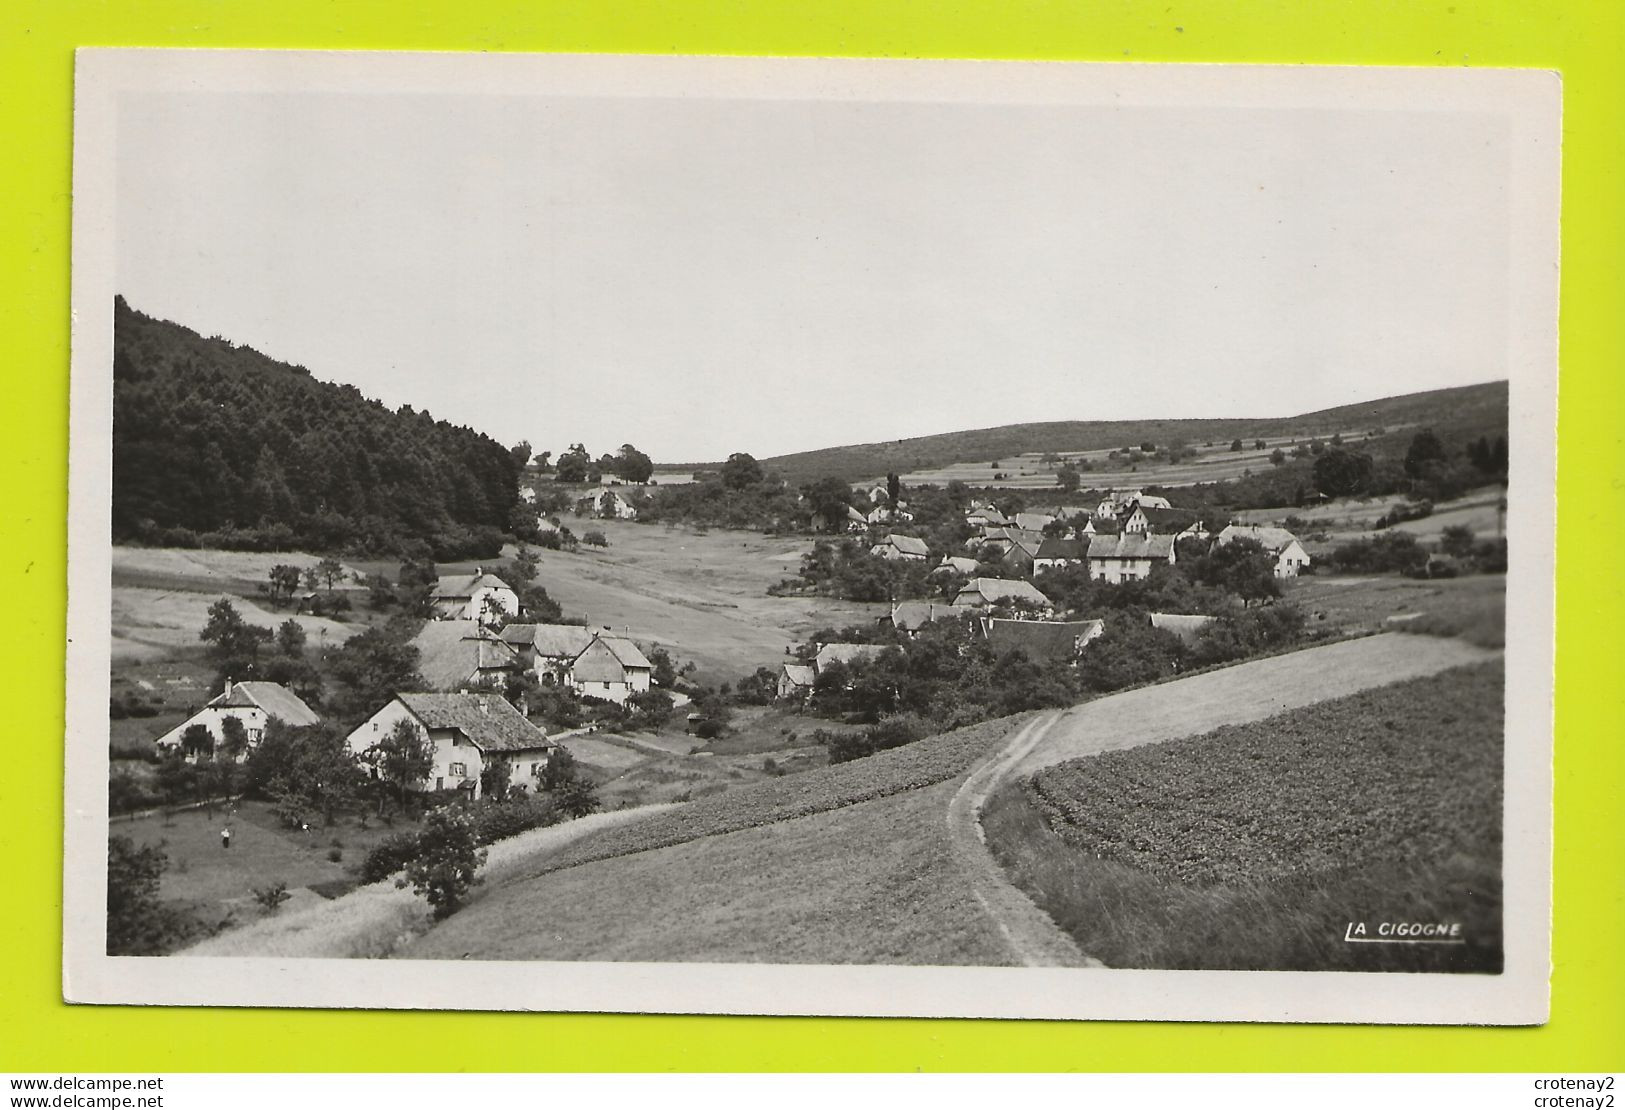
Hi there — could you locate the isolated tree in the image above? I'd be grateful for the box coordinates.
[179,722,214,761]
[510,440,532,469]
[275,618,307,659]
[199,597,273,682]
[397,807,487,919]
[886,472,901,508]
[1440,525,1478,559]
[1230,439,1244,452]
[533,450,553,472]
[218,715,251,761]
[266,564,301,606]
[1404,428,1447,478]
[554,443,592,483]
[614,443,654,484]
[371,718,435,808]
[479,759,512,802]
[325,627,424,721]
[1056,462,1082,492]
[1269,448,1287,466]
[1254,439,1267,451]
[720,452,764,490]
[315,557,345,592]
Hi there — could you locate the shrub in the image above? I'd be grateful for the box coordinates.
[397,808,488,919]
[694,719,722,740]
[326,847,343,863]
[359,831,422,884]
[582,530,609,547]
[253,881,292,914]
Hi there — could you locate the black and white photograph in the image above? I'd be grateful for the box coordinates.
[65,51,1558,1022]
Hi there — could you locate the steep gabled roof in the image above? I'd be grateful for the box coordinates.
[982,618,1105,662]
[500,622,596,658]
[1134,506,1203,533]
[930,555,980,576]
[206,681,320,727]
[569,635,653,684]
[955,578,1050,607]
[1013,512,1056,532]
[410,620,522,690]
[396,692,552,753]
[1086,533,1176,560]
[431,572,514,601]
[779,662,816,687]
[879,533,929,557]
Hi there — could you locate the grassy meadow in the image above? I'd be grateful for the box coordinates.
[984,662,1504,972]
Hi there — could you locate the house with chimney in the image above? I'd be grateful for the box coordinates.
[951,577,1053,614]
[430,569,518,624]
[345,692,556,799]
[776,661,816,701]
[155,680,320,761]
[1085,532,1178,584]
[566,633,654,704]
[409,620,523,691]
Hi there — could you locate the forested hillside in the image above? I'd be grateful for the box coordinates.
[744,382,1509,484]
[112,297,519,558]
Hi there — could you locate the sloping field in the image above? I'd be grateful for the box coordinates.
[501,518,886,681]
[185,803,678,958]
[402,633,1494,966]
[987,662,1504,971]
[1011,632,1497,778]
[111,585,360,662]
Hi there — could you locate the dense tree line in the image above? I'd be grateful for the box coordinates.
[112,297,519,558]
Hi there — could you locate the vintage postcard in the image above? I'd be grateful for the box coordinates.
[65,50,1559,1022]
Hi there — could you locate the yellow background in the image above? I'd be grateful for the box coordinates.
[3,0,1620,1072]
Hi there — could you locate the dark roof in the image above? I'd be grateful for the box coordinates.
[397,693,553,753]
[206,682,320,726]
[954,578,1050,607]
[889,600,946,631]
[1134,507,1203,533]
[410,620,522,690]
[878,534,929,557]
[1086,533,1176,560]
[982,618,1105,662]
[1034,537,1087,560]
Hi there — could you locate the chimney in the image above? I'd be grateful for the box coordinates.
[224,676,233,697]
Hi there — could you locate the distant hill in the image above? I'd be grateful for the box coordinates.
[112,297,519,557]
[733,382,1508,485]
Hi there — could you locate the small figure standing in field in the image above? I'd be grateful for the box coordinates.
[220,826,232,850]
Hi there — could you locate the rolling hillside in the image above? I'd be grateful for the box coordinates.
[731,381,1507,485]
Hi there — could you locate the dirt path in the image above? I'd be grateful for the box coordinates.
[954,632,1499,967]
[946,712,1095,968]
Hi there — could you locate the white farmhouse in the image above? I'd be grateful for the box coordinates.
[430,569,518,624]
[1085,532,1177,584]
[567,634,654,704]
[1214,524,1312,578]
[499,622,596,685]
[155,680,320,761]
[346,692,556,799]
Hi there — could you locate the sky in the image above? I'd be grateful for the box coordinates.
[115,84,1511,463]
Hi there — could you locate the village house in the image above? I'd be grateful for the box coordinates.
[885,599,949,636]
[1215,523,1312,578]
[498,622,596,685]
[430,569,518,624]
[583,488,639,520]
[1031,536,1088,575]
[965,502,1010,529]
[1094,489,1172,519]
[345,692,556,800]
[1012,512,1057,533]
[155,680,320,761]
[979,617,1105,663]
[866,484,891,505]
[952,577,1053,613]
[1119,502,1205,539]
[973,527,1046,574]
[567,633,654,704]
[844,504,871,533]
[410,620,524,691]
[776,661,816,701]
[1150,612,1216,645]
[1085,532,1177,584]
[866,504,915,525]
[870,533,930,562]
[929,555,980,579]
